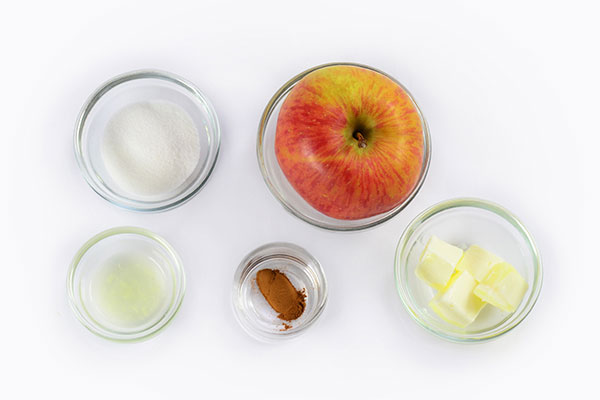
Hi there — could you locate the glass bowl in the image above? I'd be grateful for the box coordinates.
[74,70,220,212]
[232,242,328,342]
[395,198,542,343]
[67,227,186,342]
[257,62,431,231]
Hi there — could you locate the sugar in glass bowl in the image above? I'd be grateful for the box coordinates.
[395,198,542,342]
[232,242,328,342]
[67,227,186,342]
[74,70,220,212]
[257,62,431,231]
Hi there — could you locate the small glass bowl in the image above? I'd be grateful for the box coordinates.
[395,198,542,343]
[232,242,328,342]
[74,70,220,212]
[67,227,186,342]
[257,62,431,231]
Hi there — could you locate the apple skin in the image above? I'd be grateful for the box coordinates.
[275,65,425,220]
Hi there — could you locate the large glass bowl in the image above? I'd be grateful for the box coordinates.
[67,227,186,342]
[257,62,431,231]
[74,70,220,212]
[395,198,542,343]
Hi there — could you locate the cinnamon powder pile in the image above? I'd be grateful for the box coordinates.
[256,269,306,321]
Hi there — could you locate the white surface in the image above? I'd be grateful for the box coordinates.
[1,0,597,398]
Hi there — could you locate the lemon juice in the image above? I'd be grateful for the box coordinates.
[89,252,170,330]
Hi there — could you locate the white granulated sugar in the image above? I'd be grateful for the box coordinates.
[101,101,201,197]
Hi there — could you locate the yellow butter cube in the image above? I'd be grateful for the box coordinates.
[416,236,463,291]
[456,245,503,282]
[429,270,486,328]
[474,262,528,313]
[420,236,463,266]
[415,253,456,291]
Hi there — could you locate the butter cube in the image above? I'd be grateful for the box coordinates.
[416,253,456,291]
[456,245,503,282]
[474,262,528,313]
[420,236,463,265]
[429,270,486,328]
[416,236,464,290]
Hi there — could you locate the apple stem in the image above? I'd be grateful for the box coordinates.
[354,132,367,149]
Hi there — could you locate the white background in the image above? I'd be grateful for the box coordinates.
[1,0,597,398]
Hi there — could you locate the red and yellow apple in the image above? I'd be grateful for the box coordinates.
[275,65,425,220]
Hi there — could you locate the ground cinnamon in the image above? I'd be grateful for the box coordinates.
[256,269,306,321]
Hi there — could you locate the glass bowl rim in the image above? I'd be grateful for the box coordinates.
[66,226,186,343]
[394,197,543,343]
[257,61,431,231]
[231,241,328,342]
[73,69,221,213]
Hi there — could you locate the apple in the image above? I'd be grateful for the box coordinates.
[275,65,425,220]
